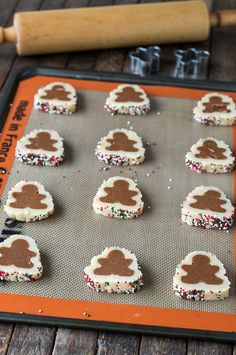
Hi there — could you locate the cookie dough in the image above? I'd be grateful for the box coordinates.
[185,137,235,173]
[4,181,54,222]
[84,247,143,293]
[16,129,64,166]
[181,186,234,230]
[193,92,236,126]
[93,176,144,219]
[173,251,230,300]
[34,82,77,114]
[0,235,43,282]
[95,128,145,165]
[104,84,150,115]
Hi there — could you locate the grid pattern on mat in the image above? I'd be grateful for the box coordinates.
[0,88,235,314]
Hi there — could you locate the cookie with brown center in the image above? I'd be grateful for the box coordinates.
[16,129,64,166]
[93,176,144,219]
[185,137,235,173]
[84,247,143,293]
[95,128,145,165]
[104,84,150,115]
[193,92,236,126]
[181,186,234,230]
[4,181,54,222]
[0,235,43,282]
[34,82,77,114]
[173,251,230,300]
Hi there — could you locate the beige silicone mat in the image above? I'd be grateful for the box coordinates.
[0,88,235,314]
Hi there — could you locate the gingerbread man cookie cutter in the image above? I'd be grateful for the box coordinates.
[173,48,210,79]
[129,46,161,76]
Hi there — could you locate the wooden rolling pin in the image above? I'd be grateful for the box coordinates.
[0,1,236,56]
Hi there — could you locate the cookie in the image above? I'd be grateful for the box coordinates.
[34,82,77,114]
[193,92,236,126]
[16,129,64,166]
[181,186,234,230]
[4,181,54,222]
[84,247,143,293]
[95,128,145,166]
[185,137,235,173]
[173,251,230,300]
[93,176,144,219]
[0,235,43,282]
[104,84,150,115]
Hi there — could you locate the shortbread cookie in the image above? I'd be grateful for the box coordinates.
[104,84,150,115]
[193,92,236,126]
[34,82,77,114]
[16,129,64,166]
[0,235,43,282]
[93,176,144,219]
[95,128,145,165]
[4,181,54,222]
[185,137,235,173]
[173,251,230,300]
[84,247,143,293]
[181,186,234,230]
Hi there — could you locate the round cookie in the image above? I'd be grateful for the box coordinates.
[84,247,143,293]
[181,186,234,230]
[185,137,235,173]
[95,128,145,165]
[4,181,54,222]
[104,84,150,115]
[173,251,230,300]
[93,176,144,219]
[0,235,43,282]
[34,81,77,114]
[193,92,236,126]
[16,129,64,166]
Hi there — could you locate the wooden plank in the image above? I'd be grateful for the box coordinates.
[65,0,89,8]
[139,336,187,355]
[39,0,66,10]
[0,323,14,355]
[187,340,232,355]
[0,0,42,92]
[209,0,236,81]
[0,0,19,90]
[65,0,97,71]
[52,328,97,355]
[89,0,114,6]
[90,0,127,73]
[7,325,56,355]
[94,49,125,72]
[97,332,140,355]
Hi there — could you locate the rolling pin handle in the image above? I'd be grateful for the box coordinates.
[0,26,16,44]
[210,10,236,27]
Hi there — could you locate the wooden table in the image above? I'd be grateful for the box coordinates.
[0,0,236,354]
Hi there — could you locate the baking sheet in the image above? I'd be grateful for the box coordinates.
[0,82,235,316]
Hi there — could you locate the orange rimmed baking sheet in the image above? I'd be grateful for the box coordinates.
[0,73,235,335]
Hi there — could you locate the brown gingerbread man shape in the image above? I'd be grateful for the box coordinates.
[99,180,138,206]
[94,250,134,276]
[181,254,223,285]
[40,85,71,101]
[115,87,144,103]
[106,132,138,152]
[0,239,37,268]
[195,140,226,160]
[203,96,231,113]
[10,184,48,210]
[190,190,226,213]
[25,132,58,152]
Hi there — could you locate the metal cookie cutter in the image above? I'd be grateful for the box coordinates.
[129,46,161,76]
[173,48,210,79]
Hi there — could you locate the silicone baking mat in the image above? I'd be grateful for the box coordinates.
[0,69,236,340]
